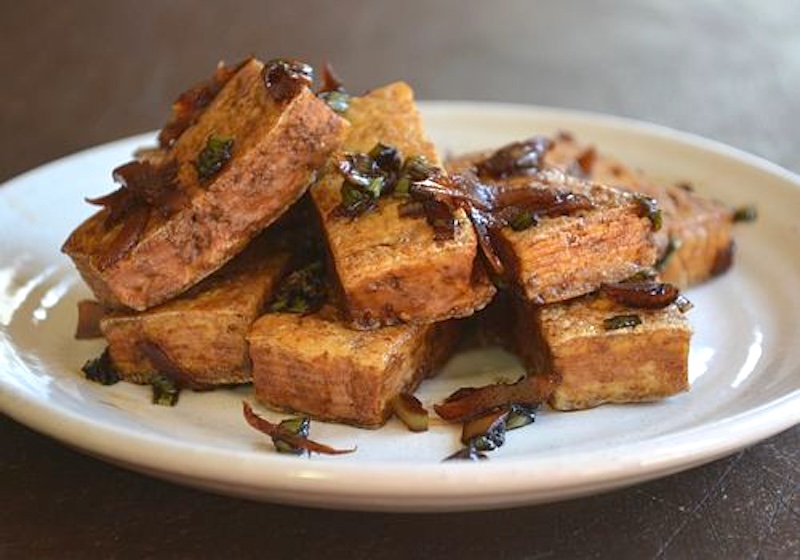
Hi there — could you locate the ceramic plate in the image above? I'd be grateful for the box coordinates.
[2,103,799,512]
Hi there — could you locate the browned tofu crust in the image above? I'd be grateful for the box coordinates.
[513,294,691,411]
[544,133,735,288]
[310,82,495,329]
[497,171,657,304]
[63,58,348,310]
[248,307,461,428]
[448,152,659,304]
[101,235,293,387]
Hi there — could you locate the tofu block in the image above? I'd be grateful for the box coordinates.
[513,293,692,411]
[249,306,461,427]
[64,58,348,310]
[448,151,659,304]
[310,82,495,328]
[101,234,292,387]
[544,132,735,287]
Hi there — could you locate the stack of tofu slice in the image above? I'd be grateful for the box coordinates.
[448,132,734,411]
[63,58,738,429]
[64,58,349,389]
[249,82,494,427]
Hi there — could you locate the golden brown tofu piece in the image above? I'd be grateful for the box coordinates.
[544,132,735,287]
[248,306,461,428]
[310,82,495,328]
[448,153,659,304]
[64,58,348,310]
[101,235,292,387]
[513,293,692,411]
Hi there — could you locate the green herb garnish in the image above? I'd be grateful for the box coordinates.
[195,134,233,181]
[505,403,538,430]
[273,417,312,455]
[369,143,402,174]
[318,90,350,114]
[394,155,436,197]
[470,422,506,452]
[334,146,441,216]
[635,195,662,231]
[81,348,120,385]
[150,374,180,406]
[508,210,539,231]
[268,261,326,314]
[243,402,355,456]
[603,314,643,330]
[733,205,758,223]
[453,403,539,460]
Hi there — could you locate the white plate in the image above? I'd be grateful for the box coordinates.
[1,103,799,512]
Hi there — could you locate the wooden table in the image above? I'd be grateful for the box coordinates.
[3,2,798,557]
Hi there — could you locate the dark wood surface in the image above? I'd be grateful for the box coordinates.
[2,1,798,558]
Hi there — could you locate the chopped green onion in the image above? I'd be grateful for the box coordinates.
[81,348,120,385]
[273,417,311,455]
[733,205,758,223]
[268,261,326,314]
[635,195,662,231]
[509,210,538,231]
[195,134,233,181]
[318,90,350,114]
[402,155,437,182]
[505,403,538,430]
[364,176,384,198]
[603,314,642,331]
[369,143,402,173]
[393,176,411,197]
[461,409,507,451]
[150,374,180,406]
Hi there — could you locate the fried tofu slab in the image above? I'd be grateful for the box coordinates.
[492,171,658,304]
[101,233,293,387]
[310,82,495,328]
[249,306,461,428]
[513,293,691,411]
[448,151,659,304]
[544,132,735,288]
[64,58,348,311]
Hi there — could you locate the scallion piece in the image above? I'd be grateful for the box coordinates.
[603,314,642,331]
[150,374,180,406]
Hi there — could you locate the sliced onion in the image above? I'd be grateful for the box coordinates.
[75,299,105,339]
[434,374,558,423]
[94,206,150,271]
[601,281,680,309]
[390,393,429,432]
[474,137,552,179]
[242,402,355,456]
[460,409,508,448]
[136,339,211,391]
[158,59,245,148]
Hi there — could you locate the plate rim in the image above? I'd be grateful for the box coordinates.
[2,101,799,511]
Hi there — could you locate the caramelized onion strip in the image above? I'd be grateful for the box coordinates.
[434,374,558,423]
[242,402,355,455]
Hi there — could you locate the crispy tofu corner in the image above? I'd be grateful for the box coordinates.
[311,82,496,329]
[64,58,348,311]
[248,307,462,428]
[513,293,692,411]
[101,234,293,387]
